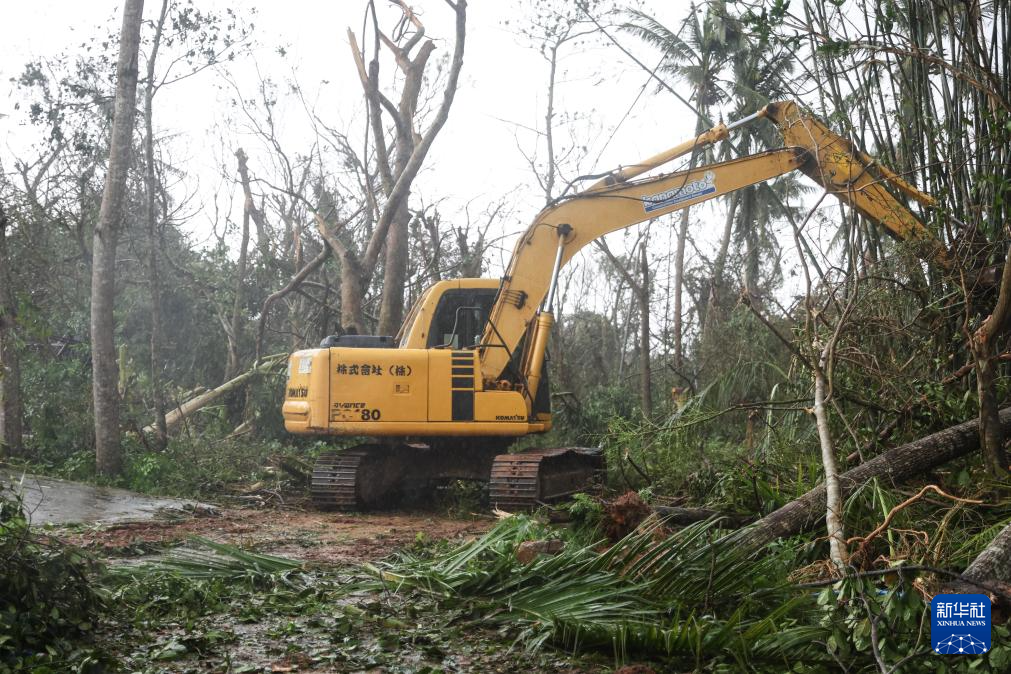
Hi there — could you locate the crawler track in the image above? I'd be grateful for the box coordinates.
[310,446,374,510]
[489,447,604,510]
[311,444,603,511]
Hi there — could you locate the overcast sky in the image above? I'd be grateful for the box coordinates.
[1,0,822,327]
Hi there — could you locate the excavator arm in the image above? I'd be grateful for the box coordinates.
[478,100,948,388]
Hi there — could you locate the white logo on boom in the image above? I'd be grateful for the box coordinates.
[642,171,717,213]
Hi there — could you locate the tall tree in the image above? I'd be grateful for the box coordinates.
[143,0,170,449]
[228,148,254,381]
[344,0,468,336]
[0,202,23,457]
[91,0,145,476]
[624,2,740,366]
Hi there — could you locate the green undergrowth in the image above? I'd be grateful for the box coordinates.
[1,490,108,673]
[359,514,1011,672]
[8,478,1011,672]
[98,531,616,672]
[2,486,611,672]
[8,436,338,502]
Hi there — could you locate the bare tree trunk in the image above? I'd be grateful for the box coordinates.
[315,215,366,334]
[672,208,688,368]
[740,188,761,302]
[227,148,253,381]
[814,342,847,567]
[974,343,1009,475]
[143,0,169,450]
[638,239,652,417]
[0,203,23,457]
[339,259,366,335]
[671,107,707,369]
[92,0,144,476]
[702,191,739,341]
[543,41,559,203]
[971,243,1011,476]
[378,198,411,335]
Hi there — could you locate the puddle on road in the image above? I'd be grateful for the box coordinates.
[1,470,206,526]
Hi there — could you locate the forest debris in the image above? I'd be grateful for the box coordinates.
[141,354,285,437]
[731,408,1011,550]
[226,420,254,438]
[604,491,652,541]
[516,539,564,564]
[272,454,313,483]
[614,666,657,674]
[847,485,982,565]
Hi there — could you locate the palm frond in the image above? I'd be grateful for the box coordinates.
[107,536,307,585]
[359,515,809,664]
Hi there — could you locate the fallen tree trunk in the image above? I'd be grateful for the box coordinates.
[943,523,1011,607]
[142,354,286,437]
[654,506,754,528]
[731,408,1011,550]
[963,524,1011,586]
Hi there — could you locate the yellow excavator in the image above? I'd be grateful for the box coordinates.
[282,100,948,510]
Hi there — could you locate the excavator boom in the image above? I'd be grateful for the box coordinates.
[477,100,947,385]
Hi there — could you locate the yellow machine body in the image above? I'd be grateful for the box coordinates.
[283,279,548,437]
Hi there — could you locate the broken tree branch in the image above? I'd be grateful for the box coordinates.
[142,354,286,437]
[254,247,331,364]
[848,485,982,563]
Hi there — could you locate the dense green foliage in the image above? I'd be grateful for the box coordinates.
[0,491,106,672]
[366,514,1011,671]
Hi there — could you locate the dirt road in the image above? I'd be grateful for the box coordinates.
[62,505,494,563]
[2,470,493,562]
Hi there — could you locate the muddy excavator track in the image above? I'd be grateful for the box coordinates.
[310,446,376,510]
[311,443,604,511]
[489,447,605,510]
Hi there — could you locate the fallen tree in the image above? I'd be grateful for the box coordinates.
[142,353,286,437]
[654,506,754,528]
[962,524,1011,588]
[730,408,1011,550]
[942,522,1011,607]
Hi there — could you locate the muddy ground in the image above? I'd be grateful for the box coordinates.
[24,494,615,671]
[3,472,628,672]
[66,506,617,673]
[59,502,496,563]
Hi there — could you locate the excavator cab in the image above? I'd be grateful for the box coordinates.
[397,279,501,350]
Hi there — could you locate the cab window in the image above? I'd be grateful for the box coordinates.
[426,288,497,349]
